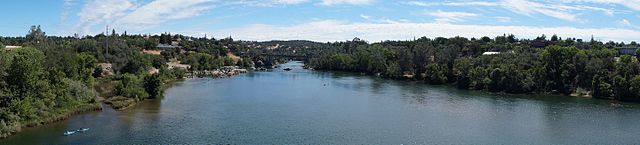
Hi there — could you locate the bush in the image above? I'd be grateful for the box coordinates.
[115,74,149,100]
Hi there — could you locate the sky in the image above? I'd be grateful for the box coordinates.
[0,0,639,42]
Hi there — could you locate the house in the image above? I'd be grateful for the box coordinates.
[482,51,515,56]
[617,47,638,56]
[4,46,22,50]
[531,40,548,48]
[482,52,501,55]
[157,44,182,49]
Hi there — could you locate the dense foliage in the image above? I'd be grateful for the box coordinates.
[0,26,228,137]
[307,36,640,102]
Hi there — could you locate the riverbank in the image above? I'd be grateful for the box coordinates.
[103,66,249,110]
[0,103,102,138]
[189,66,248,78]
[104,77,185,110]
[311,68,611,102]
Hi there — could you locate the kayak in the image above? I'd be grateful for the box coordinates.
[77,128,90,132]
[63,131,76,136]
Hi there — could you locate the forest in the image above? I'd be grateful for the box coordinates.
[306,35,640,102]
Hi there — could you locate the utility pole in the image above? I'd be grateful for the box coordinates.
[106,25,109,57]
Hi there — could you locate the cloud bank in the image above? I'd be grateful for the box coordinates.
[212,20,640,42]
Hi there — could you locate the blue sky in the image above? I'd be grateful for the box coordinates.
[0,0,639,42]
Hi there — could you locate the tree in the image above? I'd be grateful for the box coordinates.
[468,66,487,90]
[116,74,149,100]
[592,73,613,98]
[454,58,472,89]
[121,53,151,74]
[425,63,447,84]
[507,34,516,43]
[5,47,46,97]
[487,68,505,92]
[627,76,640,102]
[144,74,162,99]
[541,45,580,94]
[615,55,639,79]
[550,34,559,42]
[384,61,401,78]
[26,25,45,44]
[328,54,354,70]
[76,53,97,85]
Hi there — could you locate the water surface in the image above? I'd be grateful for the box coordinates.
[3,61,640,144]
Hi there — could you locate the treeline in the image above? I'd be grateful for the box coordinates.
[307,36,640,102]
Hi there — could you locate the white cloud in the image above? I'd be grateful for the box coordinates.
[210,20,640,42]
[272,0,309,4]
[360,14,371,20]
[224,0,309,7]
[114,0,216,29]
[577,5,614,16]
[618,19,632,27]
[319,0,374,6]
[74,0,216,35]
[407,0,615,22]
[500,0,583,22]
[558,0,640,11]
[60,0,75,24]
[359,15,408,24]
[75,0,136,35]
[495,16,512,23]
[427,10,480,23]
[406,1,498,7]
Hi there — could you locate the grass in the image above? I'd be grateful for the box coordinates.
[104,96,137,110]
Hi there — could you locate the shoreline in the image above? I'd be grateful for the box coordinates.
[105,77,186,110]
[0,103,103,138]
[1,73,191,138]
[311,69,626,103]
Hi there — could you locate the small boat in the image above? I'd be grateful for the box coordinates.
[63,131,76,136]
[283,68,292,71]
[77,128,90,132]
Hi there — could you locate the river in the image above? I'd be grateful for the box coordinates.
[2,61,640,144]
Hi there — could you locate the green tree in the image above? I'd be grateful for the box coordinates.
[116,74,149,100]
[454,58,472,89]
[541,45,580,94]
[76,53,97,85]
[591,73,612,98]
[487,68,505,92]
[329,54,355,70]
[468,66,487,90]
[144,74,163,99]
[5,48,46,97]
[627,76,640,101]
[425,63,447,84]
[550,34,559,42]
[384,61,401,78]
[616,55,639,78]
[26,25,45,44]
